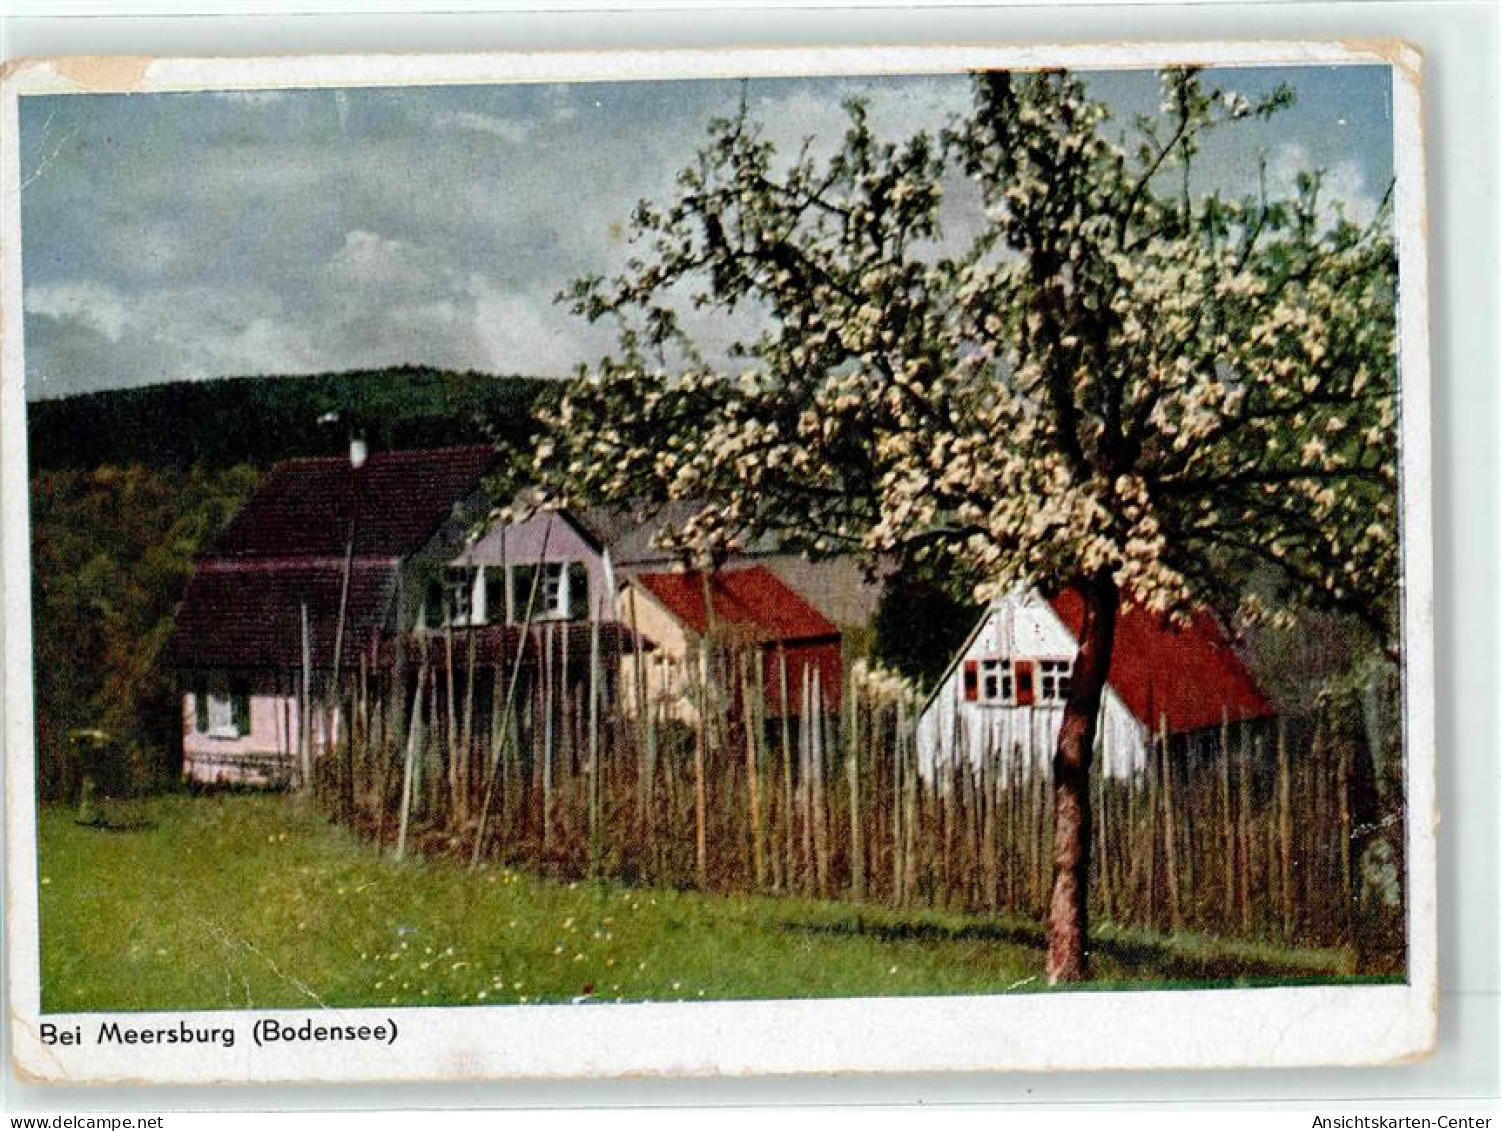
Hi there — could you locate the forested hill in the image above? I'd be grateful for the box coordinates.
[27,367,552,472]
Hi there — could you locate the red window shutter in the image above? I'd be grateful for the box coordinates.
[1015,660,1035,706]
[962,660,979,702]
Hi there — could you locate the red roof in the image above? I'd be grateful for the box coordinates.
[1048,590,1274,734]
[631,566,838,644]
[210,445,498,560]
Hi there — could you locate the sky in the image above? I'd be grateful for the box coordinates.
[17,64,1393,401]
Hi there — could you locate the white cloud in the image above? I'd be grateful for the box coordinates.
[1268,143,1381,229]
[20,72,1395,397]
[470,276,607,377]
[327,229,416,286]
[25,281,130,342]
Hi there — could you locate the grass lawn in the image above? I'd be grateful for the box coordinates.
[37,793,1368,1013]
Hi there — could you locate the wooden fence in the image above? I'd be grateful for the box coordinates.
[312,627,1405,955]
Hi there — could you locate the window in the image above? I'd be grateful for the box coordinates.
[566,561,590,621]
[506,561,591,623]
[1038,659,1073,704]
[443,567,478,625]
[981,658,1015,703]
[194,676,250,739]
[540,562,565,618]
[510,564,537,620]
[964,658,1016,705]
[484,567,507,625]
[230,679,251,735]
[424,567,482,627]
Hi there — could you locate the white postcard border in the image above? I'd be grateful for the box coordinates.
[1,40,1436,1084]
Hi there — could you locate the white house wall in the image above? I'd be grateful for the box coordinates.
[916,593,1150,780]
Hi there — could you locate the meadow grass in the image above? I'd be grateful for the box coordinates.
[37,793,1368,1014]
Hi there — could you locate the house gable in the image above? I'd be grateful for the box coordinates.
[447,508,615,625]
[622,566,843,715]
[916,587,1273,779]
[921,587,1272,733]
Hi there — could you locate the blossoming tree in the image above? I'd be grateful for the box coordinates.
[535,69,1399,981]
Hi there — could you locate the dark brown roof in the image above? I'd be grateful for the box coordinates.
[210,445,499,560]
[169,446,500,670]
[165,560,399,670]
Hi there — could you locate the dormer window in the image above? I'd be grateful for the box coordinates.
[425,560,596,629]
[445,567,478,625]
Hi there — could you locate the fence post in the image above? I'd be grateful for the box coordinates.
[1277,716,1295,939]
[1337,720,1355,940]
[1096,748,1114,925]
[1236,721,1254,935]
[742,653,766,890]
[694,636,710,890]
[396,662,429,860]
[1158,715,1182,934]
[888,696,900,901]
[588,613,602,879]
[812,676,831,896]
[778,648,795,892]
[542,624,555,852]
[1219,709,1235,927]
[299,601,313,793]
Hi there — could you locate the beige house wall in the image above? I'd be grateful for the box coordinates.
[616,580,705,725]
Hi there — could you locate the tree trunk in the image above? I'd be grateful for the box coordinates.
[1045,570,1119,984]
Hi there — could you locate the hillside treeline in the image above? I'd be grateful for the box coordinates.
[28,367,549,472]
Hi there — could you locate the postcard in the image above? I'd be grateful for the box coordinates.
[1,41,1435,1083]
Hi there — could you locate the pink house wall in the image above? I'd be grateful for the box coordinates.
[181,670,334,787]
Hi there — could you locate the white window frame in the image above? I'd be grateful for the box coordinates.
[499,560,590,624]
[198,677,250,740]
[1037,658,1074,705]
[538,562,567,620]
[440,566,482,627]
[978,657,1015,706]
[205,690,236,738]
